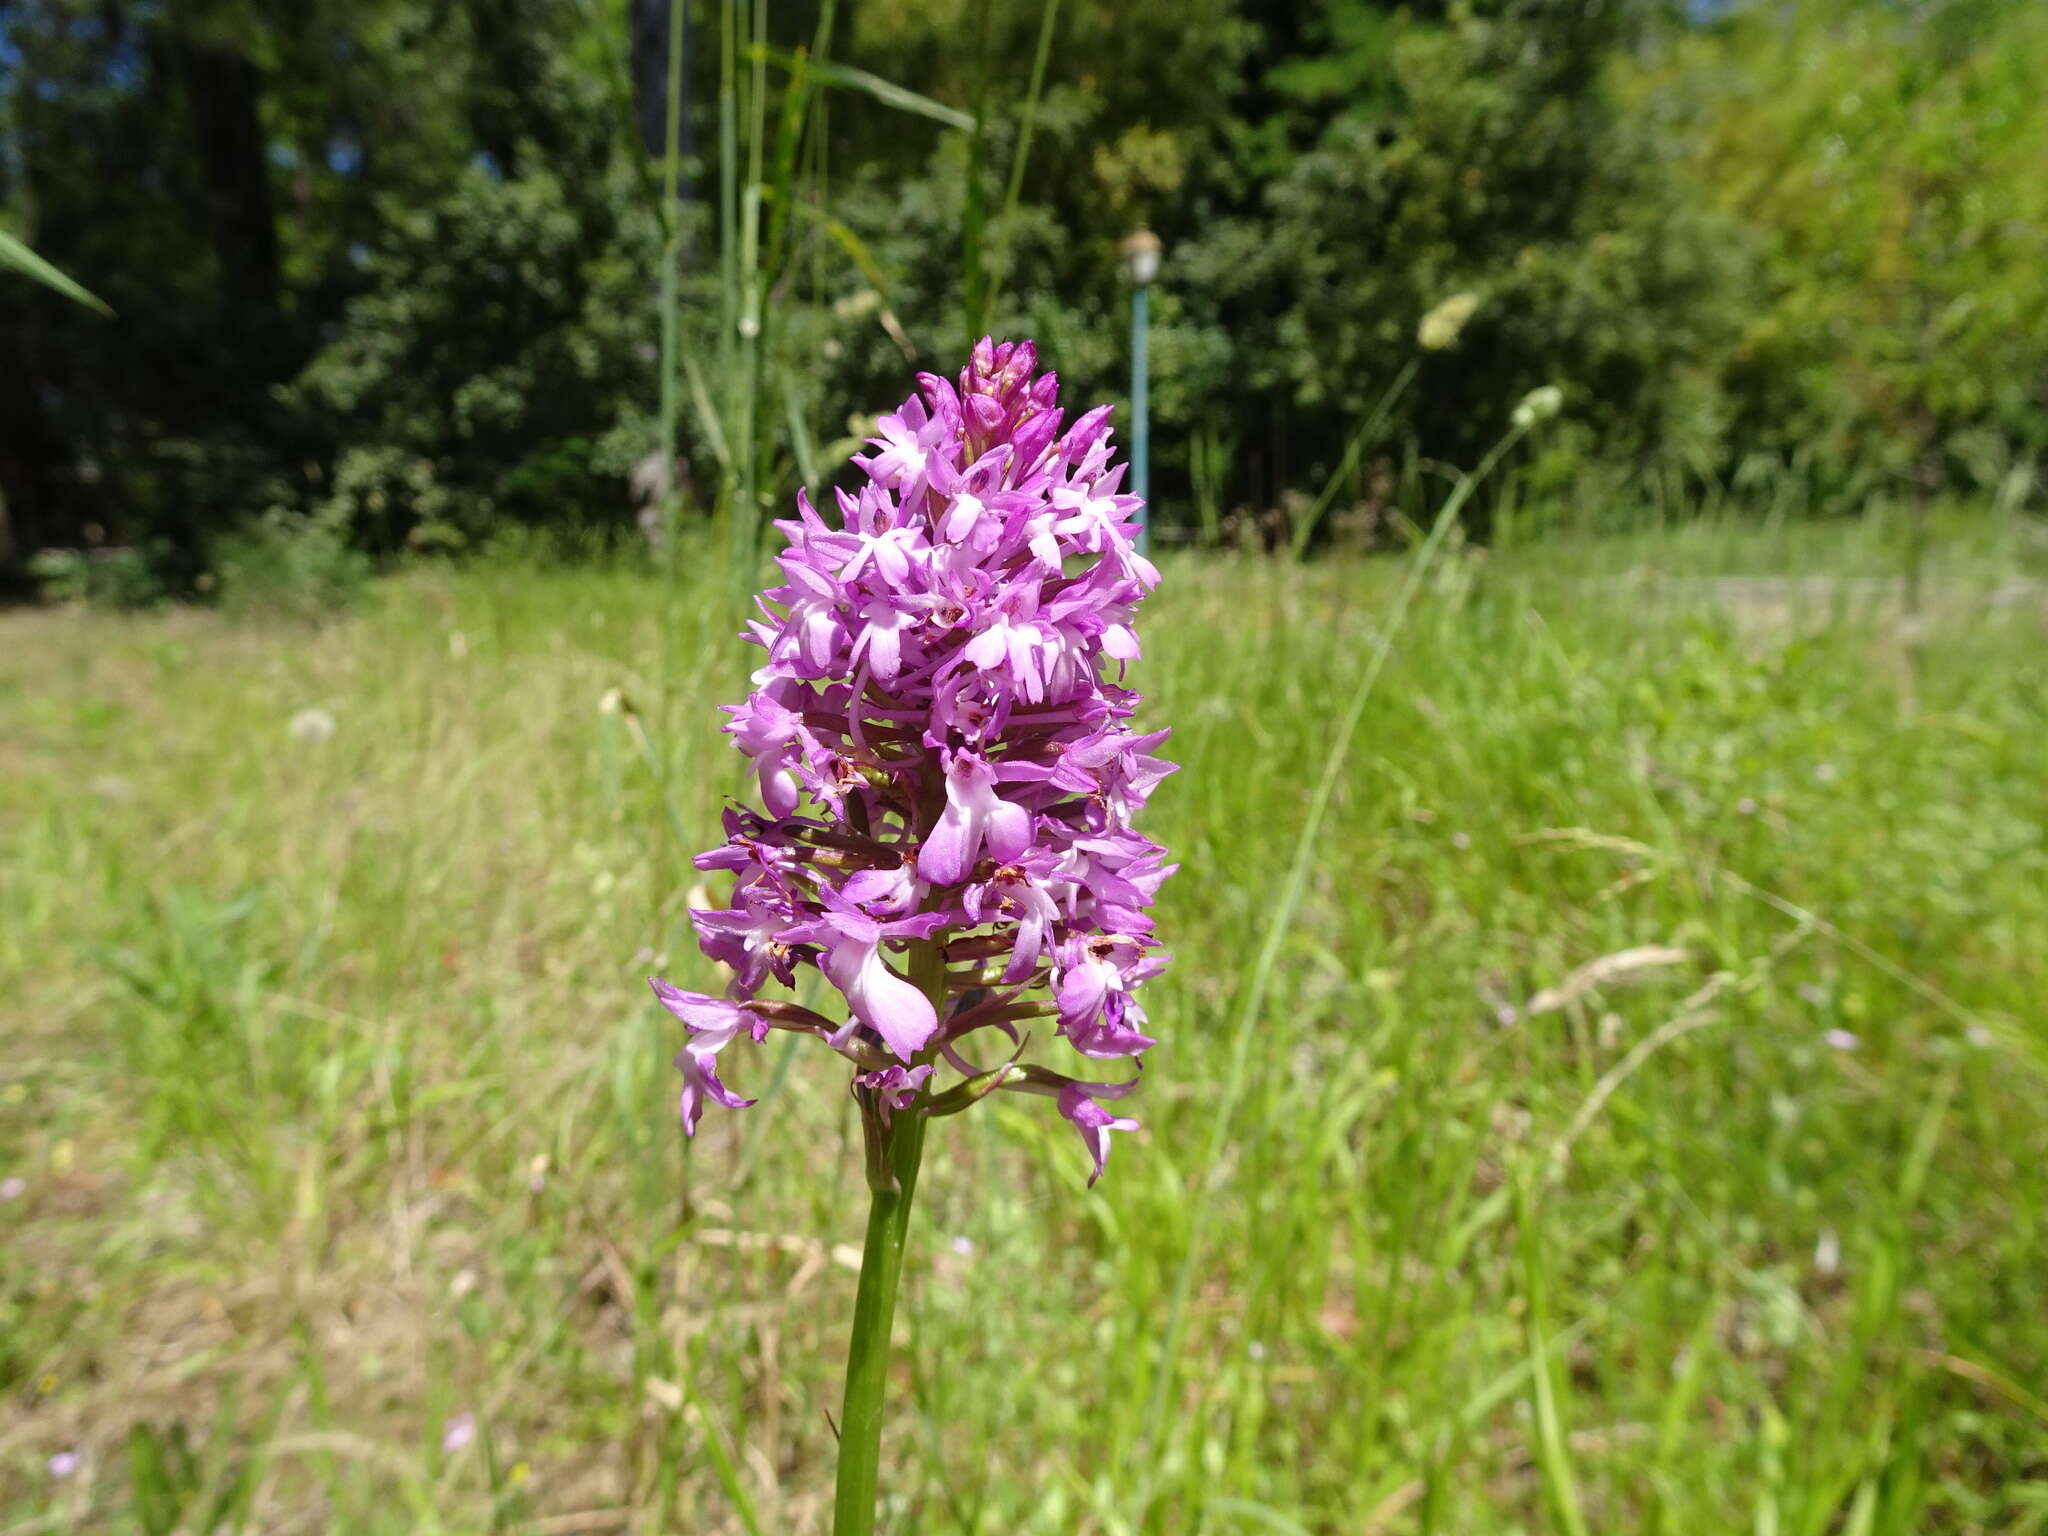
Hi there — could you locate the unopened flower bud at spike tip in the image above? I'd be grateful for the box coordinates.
[1513,384,1564,428]
[1418,290,1482,352]
[651,340,1173,1183]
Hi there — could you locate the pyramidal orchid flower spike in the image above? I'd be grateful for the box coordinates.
[649,340,1172,1536]
[650,336,1174,1188]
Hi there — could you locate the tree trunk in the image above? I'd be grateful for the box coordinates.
[172,35,279,320]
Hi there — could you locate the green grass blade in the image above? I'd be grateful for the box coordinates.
[1519,1175,1593,1536]
[689,1400,766,1536]
[753,49,974,132]
[683,349,731,468]
[782,370,823,494]
[1136,413,1535,1474]
[1289,359,1417,560]
[1203,1498,1317,1534]
[1,228,114,315]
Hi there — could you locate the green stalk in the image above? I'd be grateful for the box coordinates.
[1288,358,1417,561]
[656,0,686,565]
[1132,413,1536,1484]
[831,941,943,1536]
[764,0,838,277]
[959,4,993,346]
[734,0,768,577]
[717,0,740,563]
[984,0,1061,322]
[831,1103,928,1535]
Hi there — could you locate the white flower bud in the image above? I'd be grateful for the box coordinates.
[1512,384,1564,428]
[1418,291,1482,351]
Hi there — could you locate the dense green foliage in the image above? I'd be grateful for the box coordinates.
[1,0,2042,590]
[1633,0,2048,504]
[4,519,2045,1527]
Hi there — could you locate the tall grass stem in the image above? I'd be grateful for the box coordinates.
[1289,359,1418,560]
[984,0,1062,321]
[656,0,686,560]
[1135,417,1533,1477]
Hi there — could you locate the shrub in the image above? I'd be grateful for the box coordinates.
[207,505,372,618]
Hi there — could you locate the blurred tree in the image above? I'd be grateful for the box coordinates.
[1633,0,2048,504]
[817,0,1758,539]
[285,88,659,553]
[0,0,646,585]
[1190,0,1755,525]
[0,0,2038,590]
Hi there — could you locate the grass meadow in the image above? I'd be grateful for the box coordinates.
[3,510,2046,1534]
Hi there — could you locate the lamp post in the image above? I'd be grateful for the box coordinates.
[1120,228,1162,556]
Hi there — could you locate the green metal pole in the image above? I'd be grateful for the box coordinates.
[1131,282,1150,556]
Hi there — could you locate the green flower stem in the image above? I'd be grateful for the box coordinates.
[831,941,941,1536]
[830,1106,926,1534]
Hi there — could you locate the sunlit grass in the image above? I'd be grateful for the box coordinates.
[2,517,2045,1533]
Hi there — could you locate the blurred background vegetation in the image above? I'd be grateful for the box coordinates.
[2,0,2042,601]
